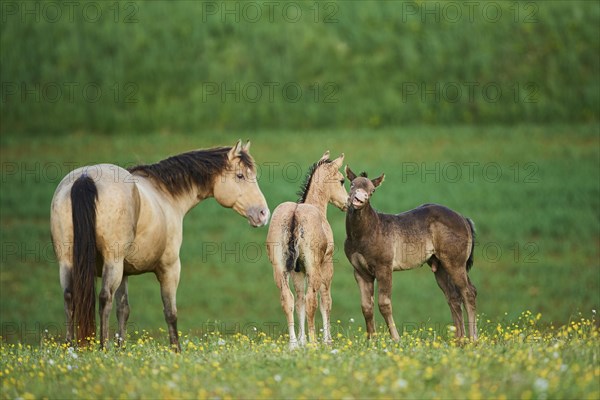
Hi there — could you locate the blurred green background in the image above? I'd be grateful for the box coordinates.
[1,1,599,344]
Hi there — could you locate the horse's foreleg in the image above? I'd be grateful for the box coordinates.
[59,264,74,345]
[274,267,297,349]
[115,276,130,347]
[353,270,376,339]
[291,272,306,346]
[99,261,124,350]
[375,267,400,341]
[158,260,182,352]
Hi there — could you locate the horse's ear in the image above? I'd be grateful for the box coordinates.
[320,150,330,162]
[345,165,357,181]
[332,153,344,169]
[372,174,385,188]
[228,139,243,161]
[242,140,251,152]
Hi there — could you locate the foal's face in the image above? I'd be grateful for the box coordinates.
[213,141,270,227]
[345,166,385,210]
[321,153,349,212]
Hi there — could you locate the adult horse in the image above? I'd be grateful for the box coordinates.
[50,140,269,351]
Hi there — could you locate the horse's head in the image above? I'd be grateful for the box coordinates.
[316,151,348,212]
[213,140,270,227]
[345,166,385,210]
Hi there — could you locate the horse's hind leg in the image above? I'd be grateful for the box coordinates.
[59,263,74,345]
[465,275,478,340]
[99,260,124,349]
[431,258,465,338]
[115,276,130,347]
[291,271,307,346]
[446,265,478,340]
[274,267,298,349]
[319,259,334,345]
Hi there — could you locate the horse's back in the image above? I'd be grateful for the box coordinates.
[266,201,331,269]
[391,203,467,230]
[372,203,472,269]
[51,164,140,264]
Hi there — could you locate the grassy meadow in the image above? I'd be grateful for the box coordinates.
[1,312,599,399]
[1,125,599,398]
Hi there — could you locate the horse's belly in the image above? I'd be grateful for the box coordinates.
[123,234,166,274]
[392,239,434,271]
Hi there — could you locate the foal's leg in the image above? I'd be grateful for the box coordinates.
[274,267,297,349]
[375,267,401,341]
[115,276,130,347]
[305,269,320,344]
[431,259,465,338]
[353,270,376,339]
[291,271,307,346]
[99,260,124,349]
[447,266,478,341]
[59,263,74,345]
[319,259,334,345]
[157,259,182,352]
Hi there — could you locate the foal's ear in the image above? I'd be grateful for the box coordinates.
[372,173,385,188]
[228,139,243,161]
[345,165,357,181]
[332,153,344,169]
[320,150,331,162]
[242,140,251,152]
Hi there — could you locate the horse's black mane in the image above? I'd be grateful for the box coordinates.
[297,158,332,203]
[360,172,368,177]
[128,147,254,196]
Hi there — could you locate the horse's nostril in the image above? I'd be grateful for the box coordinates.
[260,209,266,216]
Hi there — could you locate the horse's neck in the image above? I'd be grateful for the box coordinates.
[347,205,379,239]
[303,187,328,216]
[146,178,212,216]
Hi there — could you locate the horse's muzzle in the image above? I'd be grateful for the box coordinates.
[350,189,369,209]
[247,206,270,227]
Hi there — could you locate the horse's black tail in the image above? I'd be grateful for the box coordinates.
[466,218,476,272]
[70,174,98,345]
[285,211,301,273]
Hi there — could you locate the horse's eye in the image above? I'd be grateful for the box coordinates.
[236,173,244,180]
[340,179,345,186]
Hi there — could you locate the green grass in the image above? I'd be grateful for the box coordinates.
[2,1,599,133]
[1,125,599,345]
[1,312,599,399]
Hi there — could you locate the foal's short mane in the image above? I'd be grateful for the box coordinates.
[128,147,254,196]
[297,158,332,203]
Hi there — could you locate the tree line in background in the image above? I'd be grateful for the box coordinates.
[1,0,598,134]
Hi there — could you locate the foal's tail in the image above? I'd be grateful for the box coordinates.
[285,210,301,273]
[466,218,476,272]
[70,174,98,345]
